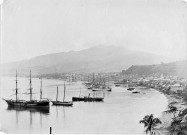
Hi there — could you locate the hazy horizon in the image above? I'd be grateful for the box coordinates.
[1,0,187,63]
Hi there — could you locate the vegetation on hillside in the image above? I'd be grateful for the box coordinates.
[123,60,187,79]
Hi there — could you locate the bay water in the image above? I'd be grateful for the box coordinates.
[0,77,168,134]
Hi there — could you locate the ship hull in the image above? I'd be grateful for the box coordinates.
[5,100,27,107]
[84,97,104,102]
[72,97,85,101]
[72,97,104,102]
[92,88,111,92]
[51,101,73,106]
[26,100,50,107]
[5,99,50,108]
[127,88,135,91]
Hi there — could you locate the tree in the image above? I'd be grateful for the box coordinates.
[164,104,178,118]
[164,104,187,135]
[140,114,162,135]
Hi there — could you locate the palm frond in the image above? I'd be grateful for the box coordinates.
[153,118,162,124]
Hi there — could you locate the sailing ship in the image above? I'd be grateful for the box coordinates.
[4,70,50,107]
[83,73,95,89]
[24,70,50,107]
[51,83,73,106]
[4,71,27,107]
[92,76,111,92]
[83,74,111,92]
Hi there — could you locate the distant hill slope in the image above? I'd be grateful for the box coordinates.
[1,45,173,75]
[123,60,187,78]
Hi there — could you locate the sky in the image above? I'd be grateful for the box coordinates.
[1,0,187,63]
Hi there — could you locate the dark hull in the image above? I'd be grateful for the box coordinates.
[72,97,104,102]
[127,88,135,91]
[132,91,140,94]
[85,97,104,102]
[92,89,111,92]
[51,101,73,106]
[72,97,85,101]
[26,100,50,107]
[5,99,50,108]
[5,100,27,107]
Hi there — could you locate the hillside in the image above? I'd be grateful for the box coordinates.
[0,45,173,75]
[123,60,187,78]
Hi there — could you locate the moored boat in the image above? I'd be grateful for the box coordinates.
[72,97,85,101]
[4,99,27,107]
[73,91,104,102]
[3,71,27,107]
[52,83,73,106]
[84,97,104,102]
[51,101,73,106]
[127,87,135,91]
[3,70,50,108]
[72,88,85,101]
[132,91,140,94]
[25,71,50,107]
[92,86,111,92]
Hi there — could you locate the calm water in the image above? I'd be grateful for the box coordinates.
[0,77,168,134]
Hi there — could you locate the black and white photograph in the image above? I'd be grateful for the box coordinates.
[0,0,187,134]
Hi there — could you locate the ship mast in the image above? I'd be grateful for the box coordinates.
[56,86,58,101]
[79,87,81,97]
[92,73,95,84]
[29,70,32,101]
[63,82,66,102]
[15,70,18,101]
[40,77,42,100]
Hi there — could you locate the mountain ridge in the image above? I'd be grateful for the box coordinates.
[1,45,174,75]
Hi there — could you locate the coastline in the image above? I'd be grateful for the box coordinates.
[152,89,187,135]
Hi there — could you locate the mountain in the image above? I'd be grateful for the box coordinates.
[123,60,187,79]
[0,45,173,75]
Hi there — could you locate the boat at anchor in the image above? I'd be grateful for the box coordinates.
[4,70,50,108]
[51,83,73,106]
[25,70,50,107]
[3,71,27,107]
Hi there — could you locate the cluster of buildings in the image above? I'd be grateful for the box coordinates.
[129,74,187,95]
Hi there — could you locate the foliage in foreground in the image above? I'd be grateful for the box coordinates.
[165,104,187,135]
[140,114,162,135]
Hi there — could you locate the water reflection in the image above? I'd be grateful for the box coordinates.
[7,106,50,129]
[7,106,50,114]
[55,106,66,119]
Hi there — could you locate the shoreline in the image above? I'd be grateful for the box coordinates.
[149,88,187,135]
